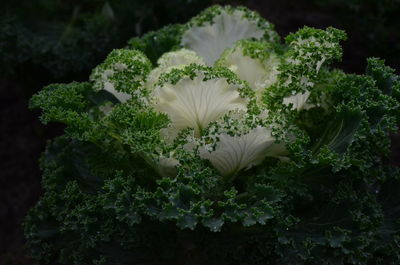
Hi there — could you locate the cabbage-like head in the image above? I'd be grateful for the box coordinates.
[49,6,348,179]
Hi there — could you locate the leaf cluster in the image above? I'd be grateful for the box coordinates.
[25,6,400,265]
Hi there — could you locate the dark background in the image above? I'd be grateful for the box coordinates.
[1,0,399,264]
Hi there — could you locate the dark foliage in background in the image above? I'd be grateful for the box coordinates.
[0,0,399,264]
[0,0,226,86]
[1,0,399,86]
[313,0,400,72]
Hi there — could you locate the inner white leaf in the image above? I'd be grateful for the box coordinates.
[199,126,276,176]
[181,10,265,66]
[153,73,248,137]
[283,91,311,111]
[221,48,280,99]
[146,49,205,90]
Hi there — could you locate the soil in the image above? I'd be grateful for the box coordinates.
[0,0,399,264]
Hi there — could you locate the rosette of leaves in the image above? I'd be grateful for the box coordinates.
[26,5,400,265]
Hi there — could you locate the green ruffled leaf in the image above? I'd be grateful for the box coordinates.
[312,108,362,154]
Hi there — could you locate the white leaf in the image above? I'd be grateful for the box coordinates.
[181,10,265,66]
[157,155,180,178]
[146,49,205,89]
[103,81,131,103]
[282,91,311,111]
[199,126,276,176]
[153,73,248,136]
[218,45,280,99]
[157,48,205,68]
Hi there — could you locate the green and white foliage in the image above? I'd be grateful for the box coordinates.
[216,40,281,101]
[153,65,250,137]
[146,48,206,89]
[26,4,400,265]
[90,49,152,104]
[181,5,279,65]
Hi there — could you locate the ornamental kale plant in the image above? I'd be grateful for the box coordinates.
[26,5,400,265]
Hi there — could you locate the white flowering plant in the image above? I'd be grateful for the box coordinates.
[26,5,400,265]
